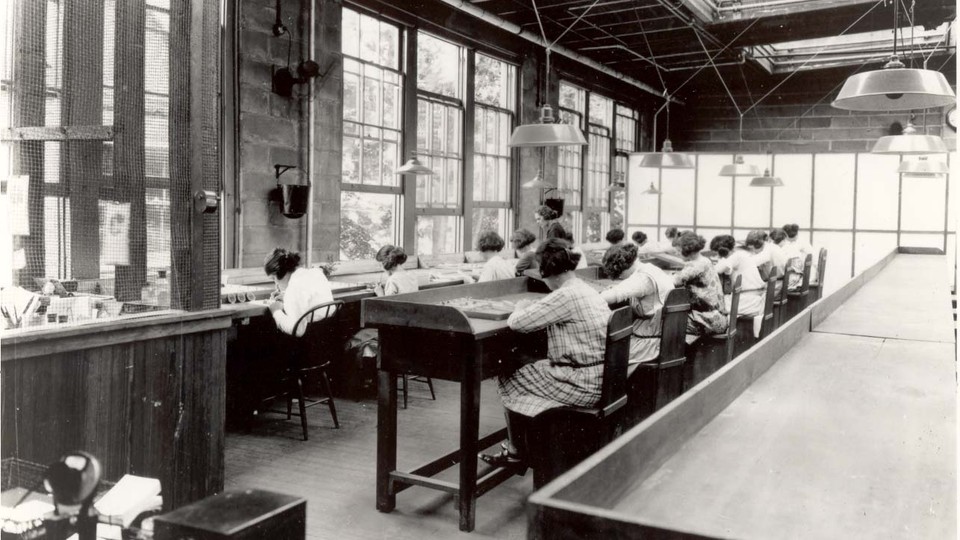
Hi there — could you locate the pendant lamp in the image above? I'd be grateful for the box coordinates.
[521,170,556,189]
[641,182,660,195]
[872,121,948,154]
[509,104,588,147]
[750,170,784,187]
[719,155,761,177]
[897,156,949,176]
[832,0,955,111]
[396,153,434,175]
[750,151,783,187]
[640,102,693,169]
[603,172,626,192]
[640,139,694,169]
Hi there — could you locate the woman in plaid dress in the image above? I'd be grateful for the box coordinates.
[673,232,728,336]
[480,238,611,466]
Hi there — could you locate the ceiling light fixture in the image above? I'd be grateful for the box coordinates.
[832,1,955,111]
[640,104,693,169]
[396,153,434,175]
[507,2,590,148]
[750,151,783,187]
[872,120,948,154]
[603,171,626,192]
[897,155,949,176]
[720,155,761,177]
[641,182,660,195]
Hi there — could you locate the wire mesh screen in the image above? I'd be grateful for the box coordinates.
[0,0,214,326]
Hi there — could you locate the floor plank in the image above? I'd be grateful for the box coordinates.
[225,379,530,540]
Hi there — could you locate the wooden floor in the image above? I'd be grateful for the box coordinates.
[224,379,530,540]
[613,255,957,538]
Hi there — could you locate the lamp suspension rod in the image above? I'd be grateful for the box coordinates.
[892,0,899,58]
[923,20,953,68]
[742,0,885,117]
[651,18,760,145]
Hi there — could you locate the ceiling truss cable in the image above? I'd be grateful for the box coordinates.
[742,0,885,117]
[651,18,760,145]
[923,20,953,68]
[549,0,602,49]
[437,0,676,102]
[696,30,742,117]
[769,61,872,141]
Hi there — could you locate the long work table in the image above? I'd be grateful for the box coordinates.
[530,253,956,539]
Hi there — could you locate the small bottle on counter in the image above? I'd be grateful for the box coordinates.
[156,270,171,307]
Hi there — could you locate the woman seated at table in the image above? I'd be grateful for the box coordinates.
[709,234,765,319]
[605,228,625,246]
[479,238,611,467]
[600,243,674,375]
[672,232,728,337]
[511,228,539,277]
[477,231,516,282]
[264,247,333,337]
[662,226,681,253]
[770,228,803,291]
[632,230,658,255]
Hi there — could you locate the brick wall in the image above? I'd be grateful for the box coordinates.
[672,84,957,154]
[236,0,341,268]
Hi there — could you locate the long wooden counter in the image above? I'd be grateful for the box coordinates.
[1,308,236,511]
[529,251,956,539]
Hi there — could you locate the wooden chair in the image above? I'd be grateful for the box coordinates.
[523,306,633,488]
[783,254,813,322]
[262,301,343,441]
[626,288,692,426]
[806,248,828,304]
[772,262,795,329]
[683,275,741,391]
[734,271,778,358]
[397,373,436,409]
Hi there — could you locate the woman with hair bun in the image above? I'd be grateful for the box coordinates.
[600,243,674,372]
[672,232,728,336]
[709,234,765,320]
[535,205,567,241]
[510,228,539,277]
[263,247,333,336]
[476,231,515,282]
[373,245,418,296]
[479,238,611,467]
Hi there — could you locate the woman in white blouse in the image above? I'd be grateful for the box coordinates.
[600,243,674,374]
[477,231,516,282]
[709,235,765,319]
[264,248,333,336]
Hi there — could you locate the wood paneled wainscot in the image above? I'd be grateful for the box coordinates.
[1,310,233,510]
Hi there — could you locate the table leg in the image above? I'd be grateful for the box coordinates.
[458,354,482,532]
[376,366,397,512]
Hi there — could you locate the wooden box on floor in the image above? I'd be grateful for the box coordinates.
[153,489,305,540]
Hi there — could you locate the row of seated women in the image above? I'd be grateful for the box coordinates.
[478,226,817,467]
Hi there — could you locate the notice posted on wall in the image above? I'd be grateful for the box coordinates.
[6,175,30,236]
[100,201,131,266]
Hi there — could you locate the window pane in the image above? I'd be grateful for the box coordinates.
[585,210,603,243]
[417,98,463,209]
[475,54,515,109]
[342,8,359,58]
[589,94,613,128]
[416,215,460,255]
[340,191,398,261]
[471,208,511,250]
[473,104,512,204]
[417,33,462,99]
[559,82,584,112]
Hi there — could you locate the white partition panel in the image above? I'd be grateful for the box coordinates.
[627,154,660,226]
[948,153,957,232]
[900,165,947,232]
[696,154,733,227]
[855,153,900,230]
[854,232,897,274]
[733,154,770,229]
[660,167,696,227]
[900,233,945,249]
[772,154,813,228]
[811,231,853,294]
[813,153,855,229]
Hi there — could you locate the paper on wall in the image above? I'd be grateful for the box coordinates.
[6,175,30,236]
[100,201,131,266]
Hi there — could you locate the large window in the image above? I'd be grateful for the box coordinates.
[557,82,584,212]
[340,8,402,260]
[415,33,465,255]
[612,106,639,230]
[471,54,515,249]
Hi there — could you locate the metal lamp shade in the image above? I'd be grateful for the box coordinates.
[639,139,694,169]
[898,156,949,176]
[641,182,660,195]
[397,156,434,175]
[832,68,956,112]
[603,182,625,192]
[750,170,784,187]
[508,104,588,147]
[521,171,556,189]
[872,133,948,154]
[719,156,761,177]
[508,123,588,147]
